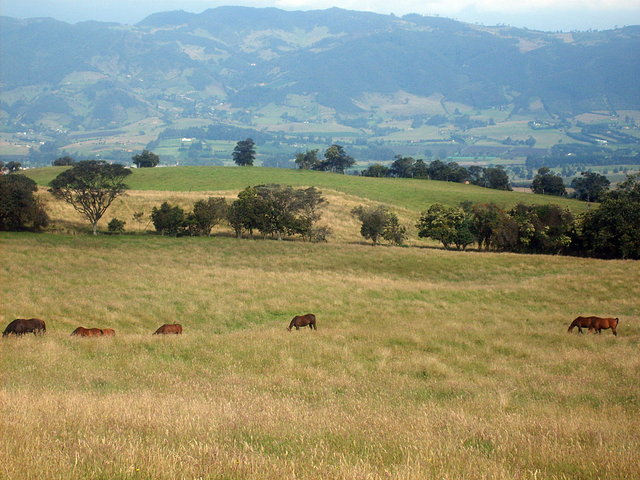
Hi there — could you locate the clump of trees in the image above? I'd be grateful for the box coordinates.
[0,174,49,231]
[151,197,228,237]
[531,167,566,196]
[414,174,640,259]
[227,185,329,241]
[294,145,356,173]
[351,205,407,246]
[361,157,512,191]
[132,150,160,168]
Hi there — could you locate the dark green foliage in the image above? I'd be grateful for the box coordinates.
[382,214,408,246]
[361,164,390,177]
[107,218,126,234]
[578,174,640,259]
[509,204,574,254]
[294,149,320,170]
[151,202,185,236]
[185,197,228,236]
[49,160,131,235]
[228,185,327,240]
[0,174,49,231]
[389,156,415,178]
[316,145,355,174]
[571,171,610,202]
[482,166,512,191]
[5,161,21,172]
[52,156,75,166]
[233,138,256,166]
[351,205,406,245]
[132,150,160,168]
[531,167,566,196]
[416,204,473,250]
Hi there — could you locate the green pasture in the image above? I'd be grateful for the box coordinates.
[25,166,590,213]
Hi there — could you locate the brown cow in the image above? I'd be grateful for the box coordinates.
[568,316,619,336]
[3,318,46,336]
[102,328,116,336]
[71,327,104,337]
[153,323,183,335]
[287,313,317,331]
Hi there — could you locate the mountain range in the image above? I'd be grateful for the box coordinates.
[1,6,639,133]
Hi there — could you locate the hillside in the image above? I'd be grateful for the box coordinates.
[26,165,588,213]
[1,7,639,171]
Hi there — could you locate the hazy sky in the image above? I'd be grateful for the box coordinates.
[1,0,639,31]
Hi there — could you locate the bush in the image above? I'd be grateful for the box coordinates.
[151,202,185,236]
[0,174,49,231]
[107,218,126,234]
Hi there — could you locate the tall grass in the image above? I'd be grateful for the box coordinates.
[1,233,638,479]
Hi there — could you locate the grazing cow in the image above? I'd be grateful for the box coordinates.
[287,313,317,331]
[153,323,183,335]
[102,328,116,336]
[568,316,619,336]
[71,327,104,337]
[3,318,46,336]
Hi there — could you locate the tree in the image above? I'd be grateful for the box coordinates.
[579,174,640,259]
[382,213,407,246]
[52,156,76,166]
[227,186,261,238]
[294,149,320,170]
[571,171,610,202]
[319,144,355,174]
[351,205,390,245]
[185,197,228,236]
[233,138,256,166]
[351,205,405,245]
[361,164,390,177]
[412,159,429,178]
[416,204,473,250]
[5,161,21,172]
[0,174,49,231]
[132,150,160,168]
[49,161,131,235]
[531,167,566,196]
[151,202,185,236]
[483,166,512,191]
[469,203,504,250]
[389,155,415,178]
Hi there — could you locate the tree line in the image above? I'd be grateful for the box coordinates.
[1,159,638,259]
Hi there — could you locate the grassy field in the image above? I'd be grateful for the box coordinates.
[1,232,639,480]
[25,166,589,215]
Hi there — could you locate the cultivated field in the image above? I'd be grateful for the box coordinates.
[2,168,638,479]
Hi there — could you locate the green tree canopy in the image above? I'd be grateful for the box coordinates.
[531,167,566,196]
[49,160,131,235]
[361,164,390,177]
[318,145,355,174]
[132,150,160,168]
[416,203,473,250]
[571,171,610,202]
[294,149,320,170]
[232,138,256,166]
[351,205,406,245]
[0,174,49,231]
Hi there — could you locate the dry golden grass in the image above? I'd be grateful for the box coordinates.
[1,231,639,479]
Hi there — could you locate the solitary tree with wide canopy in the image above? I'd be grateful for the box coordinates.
[49,160,131,235]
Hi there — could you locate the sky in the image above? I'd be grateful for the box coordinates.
[1,0,639,31]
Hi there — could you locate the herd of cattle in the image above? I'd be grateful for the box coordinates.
[2,314,320,337]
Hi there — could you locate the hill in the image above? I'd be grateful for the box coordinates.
[25,165,588,213]
[2,7,639,172]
